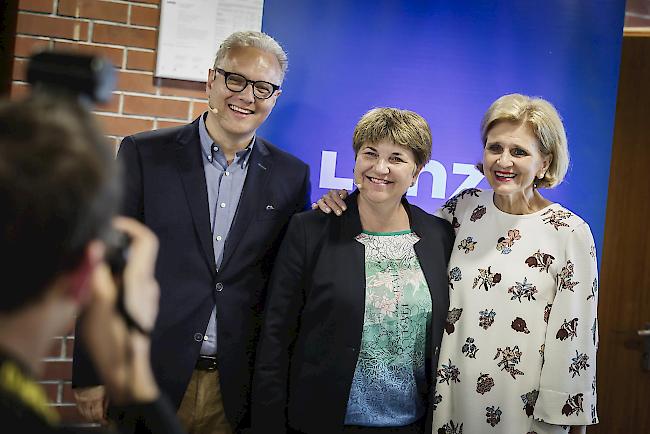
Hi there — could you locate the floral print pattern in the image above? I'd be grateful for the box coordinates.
[478,308,496,329]
[433,189,599,433]
[526,250,555,272]
[486,405,502,426]
[496,229,521,254]
[458,237,477,253]
[508,277,538,302]
[448,267,462,290]
[461,337,478,358]
[472,266,501,291]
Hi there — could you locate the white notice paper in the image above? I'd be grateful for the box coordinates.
[156,0,264,82]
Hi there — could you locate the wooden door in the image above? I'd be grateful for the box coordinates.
[589,36,650,433]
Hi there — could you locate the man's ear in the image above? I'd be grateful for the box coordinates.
[206,69,215,96]
[65,240,104,305]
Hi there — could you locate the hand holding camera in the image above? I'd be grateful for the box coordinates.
[80,217,160,406]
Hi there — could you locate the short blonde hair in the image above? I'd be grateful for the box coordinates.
[213,31,288,81]
[480,93,569,188]
[352,108,432,168]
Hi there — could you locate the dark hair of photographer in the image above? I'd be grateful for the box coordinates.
[0,94,121,313]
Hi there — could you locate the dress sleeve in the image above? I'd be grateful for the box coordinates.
[533,222,599,426]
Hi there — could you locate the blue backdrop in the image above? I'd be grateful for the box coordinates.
[258,0,626,259]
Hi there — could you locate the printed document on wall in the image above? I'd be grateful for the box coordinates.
[156,0,264,81]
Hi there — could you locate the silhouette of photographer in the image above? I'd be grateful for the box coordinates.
[0,55,185,433]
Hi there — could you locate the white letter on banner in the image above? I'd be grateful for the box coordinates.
[450,163,485,197]
[407,160,447,198]
[319,151,353,190]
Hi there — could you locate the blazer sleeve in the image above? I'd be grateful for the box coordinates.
[534,222,599,426]
[116,135,145,220]
[252,213,309,433]
[72,135,145,389]
[297,164,311,213]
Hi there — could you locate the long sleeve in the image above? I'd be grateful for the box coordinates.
[534,222,599,425]
[251,214,308,434]
[116,136,145,221]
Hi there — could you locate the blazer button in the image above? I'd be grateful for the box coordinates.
[435,346,440,356]
[194,333,203,342]
[215,282,224,292]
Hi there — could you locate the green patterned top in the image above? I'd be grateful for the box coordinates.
[344,230,432,427]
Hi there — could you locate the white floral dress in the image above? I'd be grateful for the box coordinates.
[431,189,598,434]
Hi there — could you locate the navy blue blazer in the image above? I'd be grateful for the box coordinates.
[73,116,310,431]
[252,191,453,434]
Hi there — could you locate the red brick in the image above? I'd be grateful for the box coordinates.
[94,93,120,113]
[123,95,189,119]
[64,337,75,359]
[16,13,89,41]
[117,70,156,94]
[94,113,153,136]
[12,57,28,81]
[61,382,75,403]
[10,82,31,100]
[14,35,50,57]
[93,23,156,50]
[53,40,124,68]
[157,119,187,129]
[42,361,72,381]
[625,15,650,27]
[18,0,54,13]
[126,49,155,71]
[58,0,128,23]
[131,5,159,27]
[191,101,208,119]
[40,382,59,403]
[160,78,206,99]
[52,404,85,424]
[47,338,64,358]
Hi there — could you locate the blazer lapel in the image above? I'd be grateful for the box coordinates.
[219,137,271,271]
[174,120,216,275]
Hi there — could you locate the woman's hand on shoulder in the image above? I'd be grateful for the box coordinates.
[311,189,349,216]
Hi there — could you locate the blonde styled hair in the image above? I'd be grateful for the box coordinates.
[480,93,569,188]
[213,31,288,81]
[352,108,432,168]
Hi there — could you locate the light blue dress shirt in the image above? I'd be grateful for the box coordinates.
[198,113,253,355]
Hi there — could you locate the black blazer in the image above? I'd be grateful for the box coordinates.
[73,116,310,431]
[252,191,453,434]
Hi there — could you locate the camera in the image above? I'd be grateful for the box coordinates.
[105,229,131,277]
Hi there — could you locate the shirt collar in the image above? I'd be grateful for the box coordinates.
[199,112,255,167]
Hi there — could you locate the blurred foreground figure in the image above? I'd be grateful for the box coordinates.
[0,95,184,434]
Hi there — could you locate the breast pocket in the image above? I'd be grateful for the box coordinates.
[256,197,295,222]
[256,203,282,221]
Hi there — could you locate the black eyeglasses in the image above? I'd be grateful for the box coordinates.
[215,68,280,100]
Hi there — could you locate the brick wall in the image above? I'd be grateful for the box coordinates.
[11,0,208,152]
[10,0,208,425]
[625,0,650,28]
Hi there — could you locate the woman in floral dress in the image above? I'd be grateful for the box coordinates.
[315,94,598,434]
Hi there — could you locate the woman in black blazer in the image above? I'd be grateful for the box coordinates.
[252,108,454,434]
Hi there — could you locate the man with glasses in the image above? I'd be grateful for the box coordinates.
[73,31,310,434]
